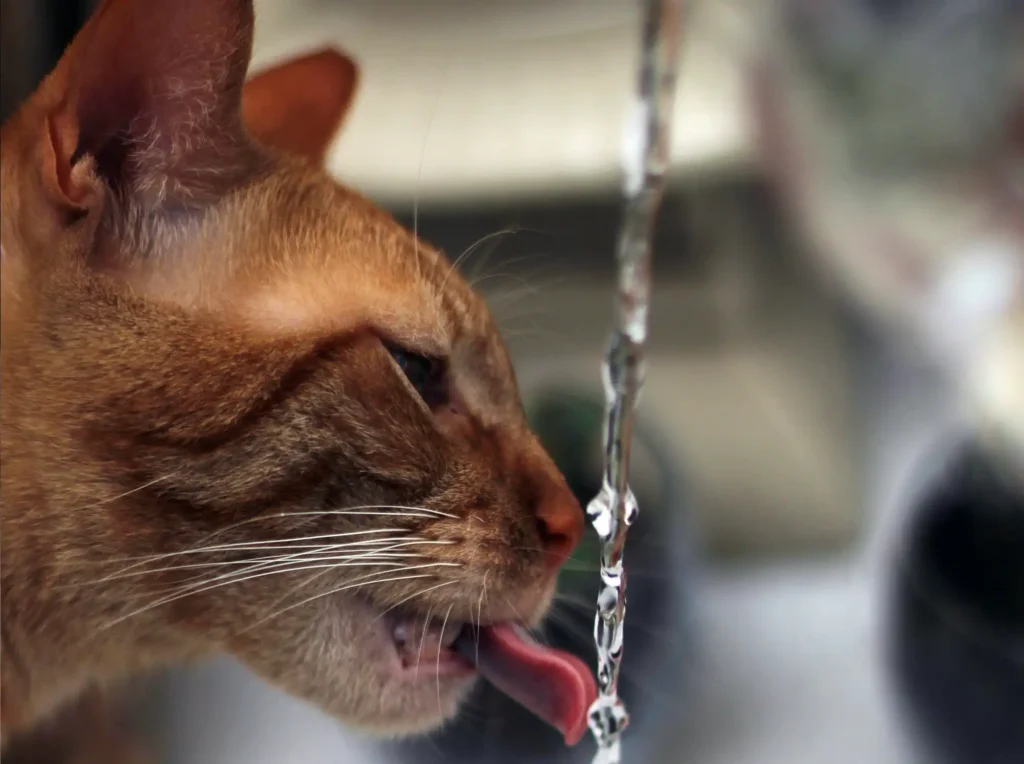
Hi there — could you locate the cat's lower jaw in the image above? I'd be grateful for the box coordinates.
[335,578,559,733]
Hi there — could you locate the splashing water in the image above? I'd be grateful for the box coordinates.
[587,2,685,763]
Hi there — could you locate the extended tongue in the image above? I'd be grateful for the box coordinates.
[452,623,597,746]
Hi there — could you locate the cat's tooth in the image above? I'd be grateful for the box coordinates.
[393,622,409,648]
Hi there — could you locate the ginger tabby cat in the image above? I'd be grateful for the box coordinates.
[0,0,597,752]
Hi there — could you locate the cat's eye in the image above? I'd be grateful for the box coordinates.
[386,344,448,408]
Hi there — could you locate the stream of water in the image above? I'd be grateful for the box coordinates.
[586,2,685,763]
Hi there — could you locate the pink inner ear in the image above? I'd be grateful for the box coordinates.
[242,49,360,165]
[52,0,260,208]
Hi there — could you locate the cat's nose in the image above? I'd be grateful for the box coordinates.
[535,489,585,573]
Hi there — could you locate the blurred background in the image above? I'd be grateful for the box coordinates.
[2,1,1021,763]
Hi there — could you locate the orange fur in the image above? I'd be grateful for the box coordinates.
[0,0,583,748]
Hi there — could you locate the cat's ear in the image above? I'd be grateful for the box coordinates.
[242,49,359,165]
[41,0,263,214]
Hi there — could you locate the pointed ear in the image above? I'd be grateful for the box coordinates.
[242,49,359,165]
[43,0,265,213]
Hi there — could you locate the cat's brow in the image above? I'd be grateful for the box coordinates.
[237,264,453,354]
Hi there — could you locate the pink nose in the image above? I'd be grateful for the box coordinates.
[535,490,585,573]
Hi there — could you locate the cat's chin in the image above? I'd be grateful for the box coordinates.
[273,579,561,736]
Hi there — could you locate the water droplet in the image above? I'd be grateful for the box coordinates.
[592,742,623,764]
[588,694,631,762]
[589,503,615,542]
[623,490,639,526]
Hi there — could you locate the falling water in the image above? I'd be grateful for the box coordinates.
[587,2,685,763]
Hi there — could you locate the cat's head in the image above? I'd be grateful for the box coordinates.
[0,0,591,740]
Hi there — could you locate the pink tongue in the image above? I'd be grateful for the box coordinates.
[452,623,597,746]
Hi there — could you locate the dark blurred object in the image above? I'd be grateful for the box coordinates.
[1,689,150,764]
[0,0,97,122]
[889,444,1024,764]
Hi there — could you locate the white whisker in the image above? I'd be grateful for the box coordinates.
[414,59,451,282]
[502,595,545,643]
[109,549,429,589]
[369,580,458,627]
[460,228,518,284]
[464,230,559,285]
[241,569,459,634]
[143,542,446,597]
[90,503,459,569]
[415,601,437,680]
[81,530,420,583]
[99,560,458,633]
[83,539,456,595]
[437,604,454,712]
[474,571,489,666]
[94,527,406,568]
[69,471,180,512]
[440,227,517,293]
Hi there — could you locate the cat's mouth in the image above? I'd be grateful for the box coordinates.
[389,612,472,678]
[384,610,597,746]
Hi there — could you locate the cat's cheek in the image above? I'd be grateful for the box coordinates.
[510,569,561,628]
